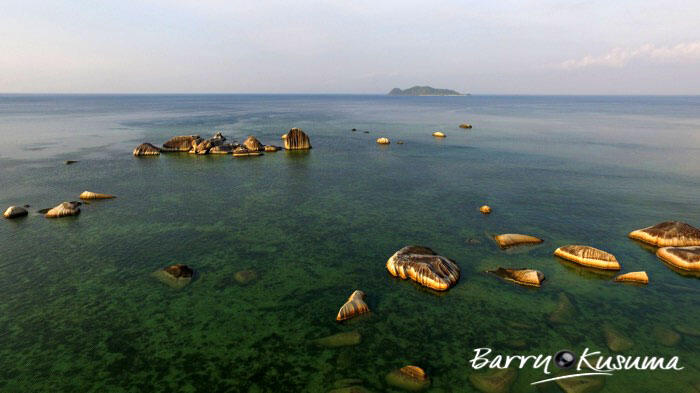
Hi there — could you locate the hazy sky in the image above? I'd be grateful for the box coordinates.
[1,0,699,94]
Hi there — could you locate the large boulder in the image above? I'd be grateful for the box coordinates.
[79,191,115,200]
[44,201,81,218]
[162,135,202,152]
[153,264,194,289]
[3,206,28,219]
[493,234,543,248]
[487,267,544,287]
[243,136,264,152]
[629,221,700,247]
[656,246,700,271]
[386,246,460,291]
[386,366,430,392]
[554,245,620,270]
[133,143,161,156]
[283,128,312,150]
[336,290,370,321]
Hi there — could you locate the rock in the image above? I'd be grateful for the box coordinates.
[133,143,161,156]
[243,135,264,152]
[264,145,281,152]
[234,269,257,285]
[480,205,491,214]
[311,331,361,347]
[613,271,648,284]
[494,234,543,248]
[468,368,517,393]
[674,324,700,337]
[386,366,430,392]
[192,139,213,154]
[212,131,226,142]
[4,206,28,219]
[79,191,115,200]
[283,128,312,150]
[65,160,78,165]
[281,133,288,140]
[603,324,633,352]
[376,137,390,144]
[44,201,81,218]
[397,140,404,144]
[351,128,357,131]
[656,246,700,271]
[363,131,369,134]
[549,293,575,324]
[487,268,545,287]
[336,290,370,321]
[386,246,460,291]
[432,131,446,137]
[629,221,700,247]
[555,374,604,393]
[209,144,236,154]
[153,264,194,289]
[459,123,473,129]
[162,135,202,152]
[653,326,681,346]
[553,245,620,270]
[232,146,263,157]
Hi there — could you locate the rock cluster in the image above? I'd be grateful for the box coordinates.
[134,131,302,157]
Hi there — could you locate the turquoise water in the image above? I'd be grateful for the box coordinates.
[0,95,698,392]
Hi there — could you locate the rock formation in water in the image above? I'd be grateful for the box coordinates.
[3,206,28,219]
[162,135,202,152]
[656,246,700,271]
[133,143,161,156]
[468,368,517,393]
[311,331,361,347]
[487,268,545,287]
[232,146,263,157]
[493,234,543,248]
[432,131,446,138]
[65,160,78,165]
[153,264,194,289]
[336,290,370,321]
[376,137,390,144]
[614,271,649,284]
[79,191,116,200]
[388,86,463,96]
[385,366,430,391]
[480,205,491,214]
[242,136,264,152]
[44,201,81,218]
[386,246,460,291]
[628,221,700,247]
[283,128,312,150]
[459,123,473,129]
[554,245,620,270]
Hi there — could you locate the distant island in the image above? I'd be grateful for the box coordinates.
[388,86,465,96]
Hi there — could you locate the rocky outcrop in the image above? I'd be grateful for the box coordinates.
[311,331,361,347]
[283,128,312,150]
[432,131,446,137]
[480,205,491,214]
[386,246,460,291]
[386,366,430,391]
[376,137,390,144]
[133,143,161,156]
[468,368,517,393]
[487,268,545,287]
[554,245,620,270]
[459,123,473,129]
[614,271,649,284]
[494,234,543,248]
[232,146,263,157]
[79,191,115,200]
[162,135,202,152]
[242,135,264,152]
[336,290,369,321]
[656,246,700,271]
[3,206,28,219]
[44,202,81,218]
[153,264,194,289]
[629,221,700,247]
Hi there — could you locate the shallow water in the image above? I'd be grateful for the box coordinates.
[0,95,698,392]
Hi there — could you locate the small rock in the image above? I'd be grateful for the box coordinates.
[554,245,620,270]
[494,234,543,248]
[459,123,473,129]
[386,366,430,392]
[376,137,390,144]
[133,143,161,156]
[397,140,404,144]
[3,206,28,219]
[468,368,516,393]
[44,201,81,218]
[549,292,575,324]
[65,160,78,165]
[336,290,370,321]
[487,267,545,287]
[674,324,700,337]
[432,131,446,138]
[653,326,681,347]
[351,128,357,131]
[234,269,258,285]
[603,324,633,352]
[153,264,194,289]
[79,191,116,200]
[312,331,361,348]
[614,271,648,284]
[363,131,369,134]
[233,146,263,157]
[480,205,491,214]
[264,145,281,152]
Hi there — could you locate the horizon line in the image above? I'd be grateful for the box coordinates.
[1,92,699,97]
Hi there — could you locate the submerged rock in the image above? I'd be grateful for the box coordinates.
[459,123,473,129]
[133,143,161,156]
[653,326,681,347]
[232,146,263,157]
[555,374,604,393]
[468,368,517,393]
[386,366,430,392]
[494,234,543,248]
[656,246,700,271]
[283,128,312,150]
[480,205,492,214]
[336,290,370,321]
[613,271,649,284]
[432,131,446,138]
[674,324,700,337]
[376,137,390,144]
[311,331,361,347]
[487,268,545,287]
[153,264,194,289]
[243,135,264,152]
[44,201,81,218]
[554,245,620,270]
[234,269,258,285]
[397,140,404,144]
[3,206,28,219]
[549,292,575,324]
[603,324,633,352]
[162,135,202,152]
[629,221,700,247]
[79,191,115,200]
[386,245,460,291]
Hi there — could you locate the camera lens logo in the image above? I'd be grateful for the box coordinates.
[554,350,577,369]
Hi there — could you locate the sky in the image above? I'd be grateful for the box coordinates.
[1,0,699,94]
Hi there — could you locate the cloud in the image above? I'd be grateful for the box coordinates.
[556,41,700,69]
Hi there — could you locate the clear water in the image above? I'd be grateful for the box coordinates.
[0,95,698,392]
